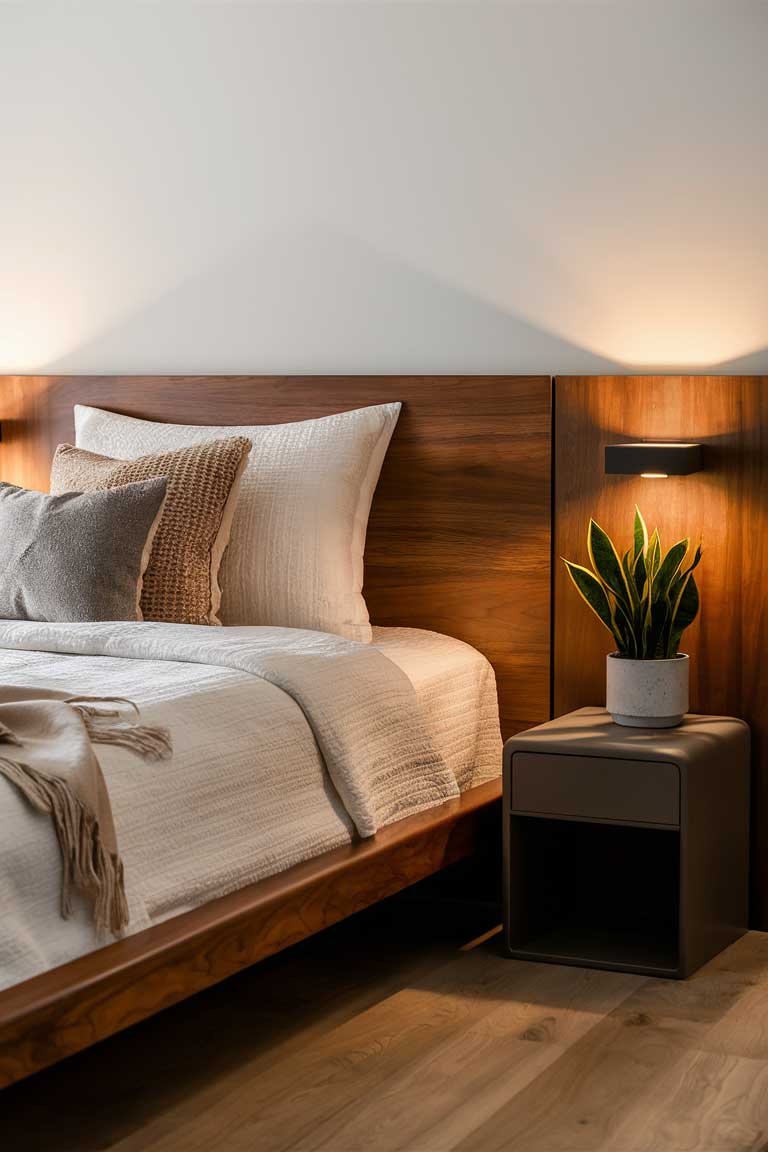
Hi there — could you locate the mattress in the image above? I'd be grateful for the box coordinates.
[0,624,501,988]
[372,627,502,793]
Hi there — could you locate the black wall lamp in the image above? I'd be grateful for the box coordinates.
[604,441,702,478]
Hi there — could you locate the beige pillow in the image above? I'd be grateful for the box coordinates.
[50,438,251,626]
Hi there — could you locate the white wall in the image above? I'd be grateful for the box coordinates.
[2,1,767,376]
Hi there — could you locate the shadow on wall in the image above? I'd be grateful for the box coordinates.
[43,228,626,377]
[37,227,768,378]
[713,346,768,374]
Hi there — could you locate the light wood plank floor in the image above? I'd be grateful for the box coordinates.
[5,895,768,1152]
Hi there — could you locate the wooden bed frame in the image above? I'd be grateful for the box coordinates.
[0,375,552,1087]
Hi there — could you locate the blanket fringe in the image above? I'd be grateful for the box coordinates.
[70,704,173,762]
[0,694,171,937]
[0,756,129,935]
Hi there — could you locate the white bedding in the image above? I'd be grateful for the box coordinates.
[0,622,501,990]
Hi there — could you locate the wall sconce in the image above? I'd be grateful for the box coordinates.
[604,442,702,479]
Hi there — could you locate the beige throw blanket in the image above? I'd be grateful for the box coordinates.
[0,687,170,936]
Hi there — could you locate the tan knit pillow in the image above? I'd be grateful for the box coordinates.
[50,438,251,626]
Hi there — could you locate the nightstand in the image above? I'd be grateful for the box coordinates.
[503,707,750,978]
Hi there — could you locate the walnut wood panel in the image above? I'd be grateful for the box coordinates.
[554,376,768,924]
[0,374,551,737]
[0,778,501,1089]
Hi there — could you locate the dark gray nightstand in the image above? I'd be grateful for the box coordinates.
[503,707,750,978]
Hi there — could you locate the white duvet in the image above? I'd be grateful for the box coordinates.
[0,622,501,991]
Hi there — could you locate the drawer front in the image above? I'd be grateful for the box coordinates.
[511,752,679,826]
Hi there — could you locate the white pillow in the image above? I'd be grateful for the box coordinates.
[74,402,401,642]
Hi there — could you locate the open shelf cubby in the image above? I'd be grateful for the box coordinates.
[506,815,680,977]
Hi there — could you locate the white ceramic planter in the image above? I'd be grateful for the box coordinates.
[606,653,690,728]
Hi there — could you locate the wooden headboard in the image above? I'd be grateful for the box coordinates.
[0,374,552,738]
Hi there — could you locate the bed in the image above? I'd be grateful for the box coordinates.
[0,374,551,1086]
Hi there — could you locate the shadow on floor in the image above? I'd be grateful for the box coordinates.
[2,863,500,1152]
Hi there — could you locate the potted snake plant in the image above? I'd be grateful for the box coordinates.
[563,507,702,727]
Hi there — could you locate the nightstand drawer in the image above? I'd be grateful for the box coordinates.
[511,753,680,826]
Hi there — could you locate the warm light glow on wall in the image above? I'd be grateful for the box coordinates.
[586,314,766,370]
[497,251,768,371]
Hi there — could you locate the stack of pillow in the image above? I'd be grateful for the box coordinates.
[0,402,401,639]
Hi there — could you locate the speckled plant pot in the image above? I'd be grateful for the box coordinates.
[606,653,690,728]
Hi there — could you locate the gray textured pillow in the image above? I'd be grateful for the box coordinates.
[0,479,167,623]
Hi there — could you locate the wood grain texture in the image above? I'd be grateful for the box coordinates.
[0,779,500,1089]
[6,917,768,1151]
[554,376,768,924]
[0,374,551,737]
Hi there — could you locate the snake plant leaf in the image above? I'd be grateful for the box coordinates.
[668,543,703,653]
[613,599,637,657]
[608,593,633,656]
[621,548,640,609]
[633,546,648,599]
[562,560,614,634]
[621,548,632,582]
[647,595,671,659]
[588,519,632,608]
[633,506,648,560]
[653,539,689,597]
[667,572,700,656]
[668,571,685,620]
[646,528,661,581]
[678,540,703,582]
[643,594,654,651]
